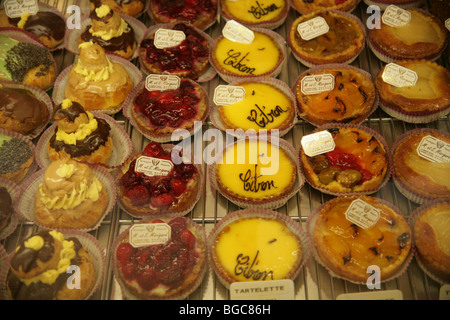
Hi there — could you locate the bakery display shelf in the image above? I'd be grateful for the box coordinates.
[0,0,448,301]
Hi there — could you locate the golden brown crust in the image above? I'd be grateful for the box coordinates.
[291,0,358,14]
[22,64,56,92]
[289,10,365,65]
[313,195,412,283]
[0,149,34,184]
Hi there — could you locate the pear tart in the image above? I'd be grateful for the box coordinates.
[295,65,376,126]
[311,195,412,283]
[369,9,447,62]
[376,60,450,123]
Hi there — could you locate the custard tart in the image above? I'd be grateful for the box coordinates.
[292,0,359,14]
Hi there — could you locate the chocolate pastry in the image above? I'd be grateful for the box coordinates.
[0,187,12,232]
[90,0,146,16]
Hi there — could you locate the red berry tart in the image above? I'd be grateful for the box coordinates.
[131,79,208,138]
[113,217,207,300]
[139,23,212,81]
[148,0,218,30]
[117,141,201,217]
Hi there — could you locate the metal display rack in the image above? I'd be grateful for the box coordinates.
[1,0,449,300]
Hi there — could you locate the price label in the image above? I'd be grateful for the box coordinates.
[301,131,335,157]
[382,63,418,88]
[300,74,335,95]
[297,16,329,41]
[4,0,39,18]
[135,156,174,177]
[145,74,180,91]
[223,20,255,44]
[213,85,246,105]
[230,280,295,300]
[345,199,381,229]
[382,5,411,27]
[129,223,171,248]
[154,28,186,49]
[416,135,450,163]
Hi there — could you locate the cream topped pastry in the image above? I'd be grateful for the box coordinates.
[65,42,133,111]
[34,157,109,229]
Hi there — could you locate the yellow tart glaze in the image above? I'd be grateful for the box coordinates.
[220,0,288,27]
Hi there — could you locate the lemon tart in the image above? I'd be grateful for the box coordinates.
[369,9,447,62]
[310,195,412,283]
[214,138,298,207]
[376,60,450,123]
[209,210,304,288]
[391,128,450,203]
[216,79,295,134]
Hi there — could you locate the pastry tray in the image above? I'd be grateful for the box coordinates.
[1,0,449,300]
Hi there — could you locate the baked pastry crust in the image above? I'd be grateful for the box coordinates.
[369,9,447,60]
[292,0,359,14]
[392,129,450,200]
[313,195,412,283]
[300,126,389,194]
[295,66,376,125]
[90,0,145,16]
[375,60,450,117]
[289,10,365,66]
[413,200,450,283]
[0,135,34,184]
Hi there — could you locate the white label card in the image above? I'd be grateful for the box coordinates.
[337,290,403,300]
[297,16,329,41]
[416,135,450,163]
[230,280,295,300]
[301,131,335,157]
[300,74,335,95]
[4,0,39,18]
[213,85,246,105]
[345,199,381,229]
[154,28,186,49]
[381,63,418,88]
[382,5,411,27]
[129,223,171,248]
[145,74,180,91]
[222,20,255,44]
[439,284,450,300]
[135,155,174,177]
[446,18,450,32]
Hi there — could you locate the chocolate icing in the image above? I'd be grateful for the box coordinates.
[0,187,12,227]
[8,12,66,41]
[0,87,47,124]
[53,101,88,123]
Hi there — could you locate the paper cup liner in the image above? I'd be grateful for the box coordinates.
[138,23,217,83]
[390,128,450,204]
[206,208,310,289]
[0,128,38,185]
[291,0,361,14]
[209,137,305,209]
[408,199,450,284]
[115,144,204,219]
[0,177,21,240]
[363,0,424,10]
[35,111,133,170]
[293,64,379,127]
[0,79,53,139]
[0,244,8,298]
[0,229,105,300]
[210,27,287,83]
[122,79,210,143]
[52,54,143,115]
[77,0,148,18]
[306,195,414,285]
[0,29,57,91]
[64,12,146,60]
[287,10,366,68]
[298,123,391,196]
[209,77,298,138]
[14,164,116,232]
[111,217,208,300]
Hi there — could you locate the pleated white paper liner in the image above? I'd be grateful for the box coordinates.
[64,11,147,61]
[145,1,219,31]
[367,9,447,63]
[122,79,210,143]
[51,53,143,115]
[287,10,366,68]
[0,127,38,185]
[111,217,208,300]
[14,163,116,232]
[220,0,290,30]
[0,229,106,300]
[291,0,361,15]
[115,143,204,219]
[408,199,450,285]
[0,79,53,140]
[35,111,133,171]
[209,137,305,210]
[0,177,21,240]
[206,208,310,290]
[297,123,392,196]
[138,23,217,83]
[0,244,9,298]
[390,128,450,204]
[293,64,379,127]
[362,0,424,10]
[209,27,287,83]
[209,77,298,138]
[0,29,58,92]
[77,0,149,18]
[305,195,415,285]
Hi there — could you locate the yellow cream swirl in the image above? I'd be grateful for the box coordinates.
[55,110,98,145]
[74,43,115,82]
[89,5,130,41]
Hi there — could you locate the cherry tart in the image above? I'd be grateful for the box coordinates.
[148,0,218,30]
[131,79,208,139]
[139,23,211,81]
[117,142,201,217]
[113,217,207,300]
